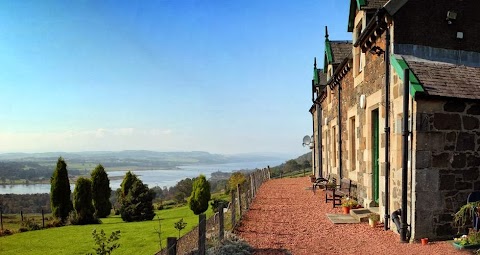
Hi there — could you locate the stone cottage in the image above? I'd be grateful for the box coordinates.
[310,0,480,241]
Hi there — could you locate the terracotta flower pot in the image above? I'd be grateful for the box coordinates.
[342,206,350,214]
[421,238,428,245]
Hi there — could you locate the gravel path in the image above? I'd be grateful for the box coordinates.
[236,177,469,255]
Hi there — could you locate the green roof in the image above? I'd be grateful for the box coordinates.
[348,0,366,32]
[390,55,425,98]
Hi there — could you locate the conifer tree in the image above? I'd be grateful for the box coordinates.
[188,175,211,215]
[50,157,73,222]
[91,164,112,218]
[119,171,155,222]
[73,177,96,224]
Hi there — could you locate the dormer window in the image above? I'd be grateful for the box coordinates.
[356,25,364,73]
[353,12,366,86]
[354,20,365,76]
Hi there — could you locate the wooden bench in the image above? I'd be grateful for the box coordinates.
[312,174,330,192]
[325,178,352,208]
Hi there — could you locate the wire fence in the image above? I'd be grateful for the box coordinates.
[156,167,271,255]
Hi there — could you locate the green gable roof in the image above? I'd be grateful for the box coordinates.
[390,55,425,98]
[348,0,366,32]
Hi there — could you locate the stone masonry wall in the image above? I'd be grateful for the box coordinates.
[414,98,480,239]
[346,34,387,206]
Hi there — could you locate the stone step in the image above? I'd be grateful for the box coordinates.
[350,208,375,222]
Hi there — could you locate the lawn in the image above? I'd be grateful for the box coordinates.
[0,205,214,255]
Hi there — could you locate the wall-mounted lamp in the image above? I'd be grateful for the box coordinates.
[446,11,457,25]
[360,95,366,109]
[369,46,385,56]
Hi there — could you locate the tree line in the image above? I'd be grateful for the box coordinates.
[0,161,82,183]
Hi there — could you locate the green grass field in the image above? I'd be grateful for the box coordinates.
[0,205,215,255]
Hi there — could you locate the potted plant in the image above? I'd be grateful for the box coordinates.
[453,228,480,249]
[452,201,480,249]
[453,201,480,232]
[309,174,316,183]
[368,213,380,227]
[341,196,358,214]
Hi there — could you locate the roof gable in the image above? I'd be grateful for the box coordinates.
[323,27,352,70]
[348,0,390,32]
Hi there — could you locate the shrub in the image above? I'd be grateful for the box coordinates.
[0,229,13,237]
[206,232,254,255]
[73,177,99,225]
[188,175,211,215]
[174,218,187,238]
[119,172,155,222]
[210,198,229,212]
[22,217,41,231]
[46,218,63,228]
[87,229,121,255]
[227,172,246,192]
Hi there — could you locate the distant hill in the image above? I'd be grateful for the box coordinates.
[0,150,289,171]
[269,151,311,169]
[268,151,312,177]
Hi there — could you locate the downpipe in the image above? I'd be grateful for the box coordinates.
[400,68,411,243]
[384,26,391,231]
[312,78,323,178]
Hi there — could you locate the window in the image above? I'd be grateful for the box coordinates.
[354,22,364,76]
[332,125,337,167]
[349,117,356,170]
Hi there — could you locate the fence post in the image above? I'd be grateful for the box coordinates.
[21,210,23,222]
[219,203,224,241]
[231,191,236,228]
[42,209,45,228]
[0,208,3,231]
[166,237,177,255]
[198,214,206,255]
[245,187,250,210]
[250,174,255,199]
[267,166,271,179]
[237,184,242,219]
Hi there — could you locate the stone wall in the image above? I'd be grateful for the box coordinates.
[414,98,480,239]
[319,33,388,206]
[394,0,480,53]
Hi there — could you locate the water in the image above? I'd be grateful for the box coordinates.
[0,160,283,194]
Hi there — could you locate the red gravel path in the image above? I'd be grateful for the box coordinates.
[236,177,469,255]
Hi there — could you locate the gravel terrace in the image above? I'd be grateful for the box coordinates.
[236,177,469,255]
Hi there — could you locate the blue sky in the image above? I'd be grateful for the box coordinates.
[0,0,351,156]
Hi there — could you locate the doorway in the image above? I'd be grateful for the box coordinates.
[371,109,379,205]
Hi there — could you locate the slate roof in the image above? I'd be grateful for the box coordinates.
[318,70,327,86]
[330,41,352,64]
[404,56,480,100]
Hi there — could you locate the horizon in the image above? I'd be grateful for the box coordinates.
[0,1,351,156]
[0,149,300,160]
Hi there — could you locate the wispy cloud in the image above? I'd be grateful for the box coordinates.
[0,127,175,153]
